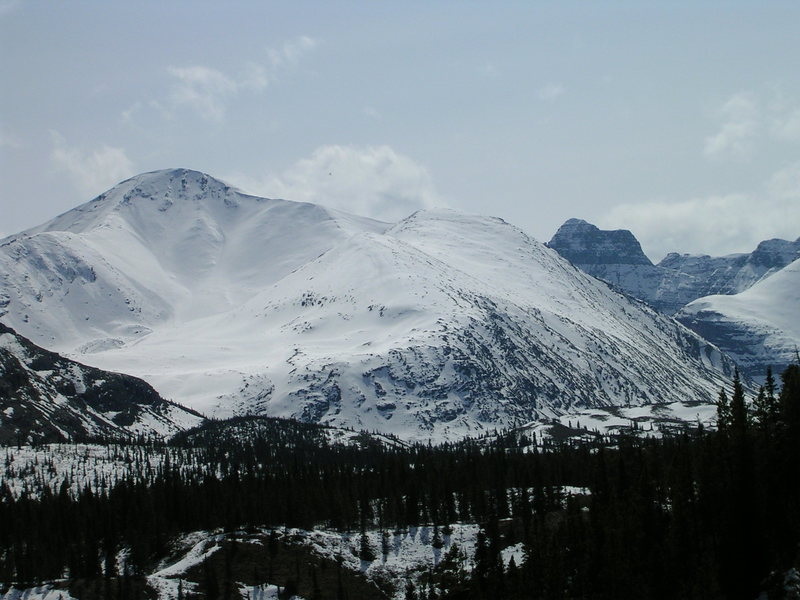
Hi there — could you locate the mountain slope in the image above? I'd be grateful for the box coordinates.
[0,170,736,441]
[547,219,800,314]
[0,322,203,444]
[676,258,800,380]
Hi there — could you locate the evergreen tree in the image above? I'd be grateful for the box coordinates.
[381,530,391,558]
[765,366,778,417]
[358,530,377,562]
[405,580,418,600]
[730,369,749,438]
[716,388,731,431]
[779,363,800,434]
[752,386,769,431]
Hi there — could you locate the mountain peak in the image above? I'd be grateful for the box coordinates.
[19,168,251,240]
[105,168,238,207]
[562,218,593,228]
[118,167,234,191]
[548,218,652,266]
[1,176,735,440]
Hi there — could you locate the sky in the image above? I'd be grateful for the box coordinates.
[1,1,799,261]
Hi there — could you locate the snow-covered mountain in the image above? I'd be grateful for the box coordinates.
[548,219,800,315]
[0,322,203,444]
[0,169,736,441]
[659,236,800,297]
[676,258,800,380]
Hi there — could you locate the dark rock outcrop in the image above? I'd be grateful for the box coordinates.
[0,322,203,443]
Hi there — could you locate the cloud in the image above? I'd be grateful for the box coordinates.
[51,132,135,198]
[771,108,800,142]
[240,61,269,92]
[363,106,381,120]
[0,126,21,148]
[703,92,760,160]
[167,65,238,122]
[600,164,800,260]
[0,0,21,17]
[538,82,566,102]
[703,90,800,159]
[227,145,444,222]
[267,35,318,68]
[767,160,800,199]
[159,36,318,122]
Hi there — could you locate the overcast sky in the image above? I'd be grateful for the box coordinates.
[2,1,799,261]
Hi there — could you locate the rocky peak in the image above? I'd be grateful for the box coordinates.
[547,219,653,266]
[748,238,800,269]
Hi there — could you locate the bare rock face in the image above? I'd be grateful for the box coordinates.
[547,219,653,266]
[548,218,799,381]
[548,219,799,315]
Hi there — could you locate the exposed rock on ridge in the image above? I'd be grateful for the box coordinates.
[547,218,653,266]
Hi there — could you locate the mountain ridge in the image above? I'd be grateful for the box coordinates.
[548,218,800,314]
[676,258,800,379]
[1,170,737,441]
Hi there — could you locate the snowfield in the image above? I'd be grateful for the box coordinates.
[677,258,800,380]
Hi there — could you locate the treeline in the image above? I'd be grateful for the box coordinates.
[467,365,800,600]
[0,365,798,599]
[0,419,590,587]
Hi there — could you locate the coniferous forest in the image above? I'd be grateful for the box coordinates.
[1,364,799,599]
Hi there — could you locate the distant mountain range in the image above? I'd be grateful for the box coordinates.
[677,258,800,380]
[0,169,737,441]
[548,218,799,379]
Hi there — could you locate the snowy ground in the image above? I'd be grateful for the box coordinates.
[516,400,717,446]
[0,585,77,600]
[0,443,206,499]
[144,525,482,600]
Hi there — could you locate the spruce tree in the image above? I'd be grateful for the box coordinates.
[753,386,769,432]
[716,388,731,431]
[765,366,777,413]
[779,364,800,434]
[730,369,749,438]
[405,580,418,600]
[358,530,377,562]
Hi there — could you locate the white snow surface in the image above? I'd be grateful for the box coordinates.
[1,169,736,441]
[148,526,479,600]
[0,586,77,600]
[678,258,800,378]
[0,443,206,499]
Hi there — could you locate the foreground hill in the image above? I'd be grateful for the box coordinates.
[0,169,735,441]
[0,322,203,444]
